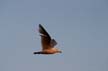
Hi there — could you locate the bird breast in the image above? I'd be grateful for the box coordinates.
[43,48,59,53]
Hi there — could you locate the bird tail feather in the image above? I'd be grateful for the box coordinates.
[33,52,42,54]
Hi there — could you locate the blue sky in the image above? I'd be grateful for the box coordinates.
[0,0,108,71]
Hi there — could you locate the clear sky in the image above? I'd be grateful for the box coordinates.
[0,0,108,71]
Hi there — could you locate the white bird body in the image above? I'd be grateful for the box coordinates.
[42,48,61,54]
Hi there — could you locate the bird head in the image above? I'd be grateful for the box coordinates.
[56,50,62,53]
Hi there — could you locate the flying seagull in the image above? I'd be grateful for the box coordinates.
[33,24,62,55]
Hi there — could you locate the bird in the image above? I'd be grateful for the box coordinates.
[33,24,62,55]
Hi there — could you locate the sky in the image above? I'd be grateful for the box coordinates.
[0,0,108,71]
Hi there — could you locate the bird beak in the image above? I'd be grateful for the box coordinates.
[58,51,62,53]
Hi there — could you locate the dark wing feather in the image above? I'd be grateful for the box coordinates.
[39,24,51,50]
[50,39,57,47]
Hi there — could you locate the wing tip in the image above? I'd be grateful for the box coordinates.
[39,24,42,27]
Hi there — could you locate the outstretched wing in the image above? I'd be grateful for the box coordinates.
[50,39,57,47]
[39,24,51,50]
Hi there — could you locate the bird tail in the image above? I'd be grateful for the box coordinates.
[33,52,42,54]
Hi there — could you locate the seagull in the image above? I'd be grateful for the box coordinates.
[33,24,62,55]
